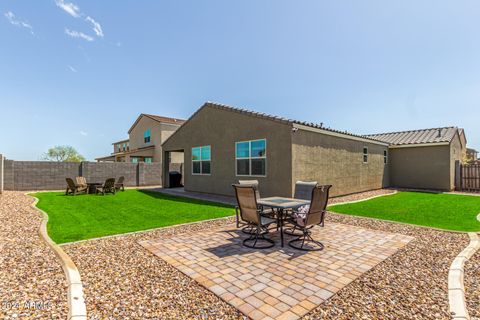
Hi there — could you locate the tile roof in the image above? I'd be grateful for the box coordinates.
[128,113,185,133]
[142,114,185,125]
[367,127,459,145]
[203,101,386,144]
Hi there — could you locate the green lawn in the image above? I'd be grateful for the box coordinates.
[328,191,480,232]
[33,190,235,244]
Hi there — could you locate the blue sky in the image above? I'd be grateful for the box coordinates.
[1,1,479,160]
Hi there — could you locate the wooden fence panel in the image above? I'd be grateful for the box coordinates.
[459,163,480,192]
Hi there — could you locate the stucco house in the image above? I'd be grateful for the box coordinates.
[161,102,467,198]
[368,127,466,191]
[96,113,185,164]
[162,102,391,197]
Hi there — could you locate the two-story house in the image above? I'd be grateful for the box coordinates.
[96,113,185,163]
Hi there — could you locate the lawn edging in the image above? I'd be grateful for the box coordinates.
[28,194,87,320]
[448,232,480,320]
[59,215,235,246]
[331,190,397,206]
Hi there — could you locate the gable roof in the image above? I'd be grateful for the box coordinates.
[367,127,460,146]
[162,101,388,147]
[128,113,185,134]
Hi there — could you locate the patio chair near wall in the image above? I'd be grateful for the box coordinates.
[65,178,87,196]
[232,184,276,249]
[115,176,125,191]
[76,176,87,189]
[96,178,116,196]
[285,181,318,236]
[287,185,332,251]
[293,181,318,200]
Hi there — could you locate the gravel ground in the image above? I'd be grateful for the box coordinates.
[305,214,469,320]
[465,247,480,319]
[0,191,68,319]
[61,189,473,319]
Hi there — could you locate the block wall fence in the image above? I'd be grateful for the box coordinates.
[0,159,172,191]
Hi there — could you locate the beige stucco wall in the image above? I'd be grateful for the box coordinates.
[292,129,389,197]
[449,132,464,190]
[389,145,452,190]
[129,116,160,161]
[162,106,293,197]
[160,123,183,163]
[129,116,182,163]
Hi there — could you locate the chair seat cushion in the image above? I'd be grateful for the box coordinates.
[293,205,310,226]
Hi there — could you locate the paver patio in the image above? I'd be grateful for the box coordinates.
[140,222,414,320]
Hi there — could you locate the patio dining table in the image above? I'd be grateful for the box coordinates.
[257,197,310,247]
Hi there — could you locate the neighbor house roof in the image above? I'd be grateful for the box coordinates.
[367,127,460,146]
[162,101,389,147]
[128,114,185,134]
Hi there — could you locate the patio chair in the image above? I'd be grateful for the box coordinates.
[284,181,318,236]
[75,176,87,188]
[293,181,318,200]
[115,176,125,191]
[232,184,276,249]
[65,178,87,196]
[236,180,274,233]
[96,178,116,196]
[287,185,332,251]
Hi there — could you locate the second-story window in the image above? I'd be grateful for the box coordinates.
[144,129,151,143]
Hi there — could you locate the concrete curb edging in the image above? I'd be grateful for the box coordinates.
[331,190,398,206]
[448,232,480,320]
[29,195,87,320]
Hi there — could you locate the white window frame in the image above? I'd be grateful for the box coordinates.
[235,139,267,177]
[192,145,211,176]
[363,146,368,164]
[383,150,388,164]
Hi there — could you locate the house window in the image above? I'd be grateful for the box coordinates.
[131,157,139,163]
[363,147,368,163]
[236,139,266,176]
[144,129,151,143]
[192,145,211,175]
[117,144,121,153]
[384,150,388,164]
[144,157,153,163]
[122,143,127,152]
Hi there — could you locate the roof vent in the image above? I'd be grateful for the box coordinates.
[437,129,442,138]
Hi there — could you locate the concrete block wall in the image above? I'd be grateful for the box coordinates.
[3,160,14,190]
[13,161,80,191]
[0,154,3,194]
[2,160,162,191]
[82,162,138,186]
[142,162,162,186]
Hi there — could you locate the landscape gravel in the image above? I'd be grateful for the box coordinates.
[60,189,474,319]
[0,191,68,319]
[464,248,480,319]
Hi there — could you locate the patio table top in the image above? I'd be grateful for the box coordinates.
[257,197,310,209]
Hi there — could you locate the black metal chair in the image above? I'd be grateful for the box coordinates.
[287,185,332,251]
[232,184,276,249]
[284,181,317,236]
[96,178,116,195]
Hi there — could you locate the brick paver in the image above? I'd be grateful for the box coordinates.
[140,223,413,320]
